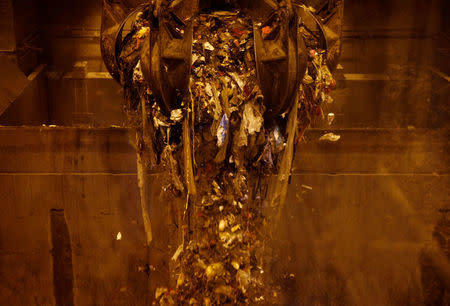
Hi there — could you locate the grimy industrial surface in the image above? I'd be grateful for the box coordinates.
[0,0,448,304]
[0,127,447,305]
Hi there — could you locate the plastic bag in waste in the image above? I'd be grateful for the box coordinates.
[319,132,341,142]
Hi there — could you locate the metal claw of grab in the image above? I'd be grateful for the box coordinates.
[100,0,343,117]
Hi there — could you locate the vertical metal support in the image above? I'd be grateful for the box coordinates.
[72,61,93,126]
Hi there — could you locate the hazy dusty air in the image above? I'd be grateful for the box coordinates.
[0,0,448,305]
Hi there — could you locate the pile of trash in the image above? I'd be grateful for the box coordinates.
[118,4,336,305]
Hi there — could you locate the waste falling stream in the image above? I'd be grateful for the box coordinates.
[112,2,351,305]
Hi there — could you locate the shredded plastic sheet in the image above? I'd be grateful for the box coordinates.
[319,132,341,142]
[238,101,264,147]
[216,114,229,147]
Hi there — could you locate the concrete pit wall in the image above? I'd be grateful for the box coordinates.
[0,127,447,305]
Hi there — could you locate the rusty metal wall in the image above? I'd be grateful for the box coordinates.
[0,127,447,304]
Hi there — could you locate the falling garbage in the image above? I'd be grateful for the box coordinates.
[104,1,339,304]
